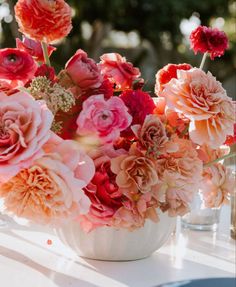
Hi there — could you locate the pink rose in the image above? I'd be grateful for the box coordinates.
[76,94,132,143]
[99,53,140,90]
[0,48,37,87]
[0,140,95,224]
[201,163,234,208]
[0,92,53,183]
[161,68,234,148]
[65,49,103,89]
[16,36,56,62]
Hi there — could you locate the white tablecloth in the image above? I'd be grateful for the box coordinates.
[0,206,235,287]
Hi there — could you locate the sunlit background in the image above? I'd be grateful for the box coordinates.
[1,0,235,98]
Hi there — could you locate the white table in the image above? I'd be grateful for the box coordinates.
[0,206,235,287]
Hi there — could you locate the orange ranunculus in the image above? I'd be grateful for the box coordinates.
[15,0,72,43]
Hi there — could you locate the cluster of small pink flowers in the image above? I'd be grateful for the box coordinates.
[0,0,235,231]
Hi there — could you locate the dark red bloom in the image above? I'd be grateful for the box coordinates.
[16,37,56,63]
[190,26,228,59]
[0,48,37,85]
[120,89,155,138]
[155,63,191,95]
[34,64,56,82]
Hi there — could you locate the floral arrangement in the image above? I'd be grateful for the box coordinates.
[0,0,235,232]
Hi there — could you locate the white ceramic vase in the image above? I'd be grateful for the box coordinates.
[55,211,176,261]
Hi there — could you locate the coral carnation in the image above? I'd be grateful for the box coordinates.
[190,26,228,59]
[15,0,72,43]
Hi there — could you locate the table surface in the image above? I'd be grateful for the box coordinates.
[0,206,235,287]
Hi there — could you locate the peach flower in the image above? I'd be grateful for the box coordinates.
[201,163,234,208]
[99,53,140,90]
[0,92,53,183]
[161,68,234,148]
[15,0,72,43]
[0,140,95,223]
[132,114,178,156]
[76,94,132,143]
[156,137,203,216]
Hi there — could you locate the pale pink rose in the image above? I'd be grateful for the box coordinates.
[99,53,140,90]
[0,140,95,223]
[65,49,103,89]
[201,163,234,208]
[76,94,132,143]
[156,137,203,216]
[161,68,235,148]
[0,92,53,183]
[132,114,178,156]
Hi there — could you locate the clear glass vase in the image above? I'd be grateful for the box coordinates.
[181,192,221,231]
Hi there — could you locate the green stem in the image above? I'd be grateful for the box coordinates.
[199,52,208,70]
[204,152,236,168]
[41,41,51,67]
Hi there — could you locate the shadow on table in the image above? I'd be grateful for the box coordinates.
[0,245,97,287]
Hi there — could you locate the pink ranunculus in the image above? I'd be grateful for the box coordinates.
[161,68,235,149]
[0,140,94,224]
[99,53,140,90]
[76,94,132,143]
[0,92,53,183]
[0,48,37,86]
[201,163,234,208]
[65,49,103,90]
[16,37,56,62]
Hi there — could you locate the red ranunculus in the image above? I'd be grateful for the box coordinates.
[0,48,37,86]
[120,89,156,138]
[99,53,140,90]
[155,63,191,95]
[190,26,228,59]
[34,64,56,82]
[15,0,72,43]
[16,37,56,62]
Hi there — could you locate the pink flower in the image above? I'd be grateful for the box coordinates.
[190,26,228,59]
[161,68,235,149]
[99,53,140,90]
[201,163,234,208]
[76,94,132,143]
[15,0,72,43]
[0,48,37,86]
[65,49,103,90]
[0,140,95,223]
[16,37,56,62]
[0,92,53,183]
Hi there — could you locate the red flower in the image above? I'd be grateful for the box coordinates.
[0,48,37,86]
[120,89,155,138]
[16,37,56,62]
[224,123,236,146]
[155,63,191,95]
[34,64,56,82]
[15,0,72,43]
[190,26,228,59]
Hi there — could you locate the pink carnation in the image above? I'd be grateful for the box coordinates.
[99,53,140,90]
[161,68,235,149]
[76,94,132,143]
[0,92,53,183]
[0,139,95,223]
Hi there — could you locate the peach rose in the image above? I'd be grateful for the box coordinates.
[156,137,203,216]
[15,0,72,43]
[76,94,132,143]
[0,92,53,183]
[132,114,178,156]
[99,53,140,90]
[201,163,234,208]
[161,68,234,148]
[65,49,103,90]
[0,140,95,223]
